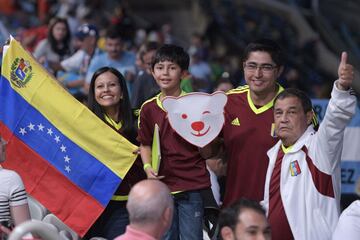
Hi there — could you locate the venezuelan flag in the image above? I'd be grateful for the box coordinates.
[0,38,137,236]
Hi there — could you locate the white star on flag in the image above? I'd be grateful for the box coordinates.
[64,155,70,163]
[38,123,44,131]
[60,144,66,152]
[47,128,53,136]
[19,127,27,135]
[28,123,35,131]
[54,135,60,143]
[65,165,71,173]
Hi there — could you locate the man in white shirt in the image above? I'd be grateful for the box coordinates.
[262,52,357,239]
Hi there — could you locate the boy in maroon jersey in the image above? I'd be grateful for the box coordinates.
[137,44,210,240]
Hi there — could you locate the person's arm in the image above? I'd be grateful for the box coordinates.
[206,158,227,177]
[140,144,164,179]
[32,39,46,59]
[11,203,31,226]
[313,52,356,171]
[57,50,84,73]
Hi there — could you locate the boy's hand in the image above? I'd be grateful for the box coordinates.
[145,166,165,180]
[337,52,354,90]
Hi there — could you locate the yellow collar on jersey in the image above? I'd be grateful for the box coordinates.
[104,114,122,131]
[156,90,187,111]
[247,84,284,115]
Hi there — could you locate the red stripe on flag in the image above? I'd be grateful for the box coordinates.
[0,123,102,236]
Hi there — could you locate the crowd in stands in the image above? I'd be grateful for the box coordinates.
[1,0,354,102]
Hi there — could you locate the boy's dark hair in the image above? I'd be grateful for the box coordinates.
[218,198,266,231]
[151,44,189,70]
[274,88,312,113]
[242,38,285,67]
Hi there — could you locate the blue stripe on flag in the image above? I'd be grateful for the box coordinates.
[0,75,121,206]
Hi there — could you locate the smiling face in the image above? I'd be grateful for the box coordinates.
[94,71,122,110]
[274,96,313,147]
[162,92,227,147]
[243,51,282,97]
[152,60,186,96]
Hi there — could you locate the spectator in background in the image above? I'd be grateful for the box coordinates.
[0,135,31,237]
[49,23,100,102]
[219,198,271,240]
[131,41,160,110]
[214,73,234,92]
[85,26,136,98]
[114,179,173,240]
[189,48,212,93]
[33,17,72,74]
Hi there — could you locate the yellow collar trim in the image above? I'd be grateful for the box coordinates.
[104,114,122,131]
[156,91,187,111]
[111,195,128,201]
[281,144,293,153]
[247,84,284,114]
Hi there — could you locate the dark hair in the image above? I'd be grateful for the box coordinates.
[139,41,159,63]
[88,67,133,136]
[242,39,285,67]
[218,198,266,232]
[106,26,123,40]
[274,88,312,113]
[47,17,71,58]
[151,44,189,70]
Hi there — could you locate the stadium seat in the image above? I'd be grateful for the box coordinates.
[28,196,48,221]
[42,214,79,240]
[8,219,59,240]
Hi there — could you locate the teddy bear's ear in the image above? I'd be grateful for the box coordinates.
[162,97,176,112]
[210,91,228,108]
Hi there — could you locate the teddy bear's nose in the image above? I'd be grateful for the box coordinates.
[191,121,204,132]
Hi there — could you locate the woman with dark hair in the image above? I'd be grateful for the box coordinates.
[84,67,146,240]
[33,17,72,70]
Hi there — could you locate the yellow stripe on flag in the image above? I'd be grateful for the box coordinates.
[2,38,137,178]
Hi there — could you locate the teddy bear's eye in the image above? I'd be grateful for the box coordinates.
[202,111,210,114]
[181,114,188,119]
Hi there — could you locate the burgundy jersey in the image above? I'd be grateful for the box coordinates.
[137,94,210,192]
[222,85,282,206]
